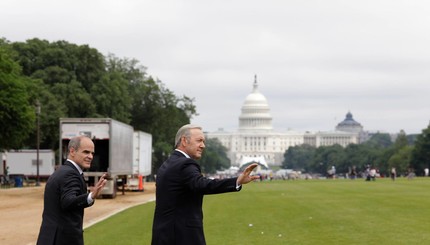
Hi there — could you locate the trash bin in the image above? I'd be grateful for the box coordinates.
[14,176,23,187]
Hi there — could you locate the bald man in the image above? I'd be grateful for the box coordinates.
[37,136,107,245]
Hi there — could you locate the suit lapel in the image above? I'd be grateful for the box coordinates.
[65,161,87,193]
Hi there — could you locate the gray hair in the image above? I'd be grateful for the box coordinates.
[175,124,202,147]
[68,135,90,153]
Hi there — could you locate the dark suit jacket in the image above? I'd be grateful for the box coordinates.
[152,150,240,245]
[37,161,93,245]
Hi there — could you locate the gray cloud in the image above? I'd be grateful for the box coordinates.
[1,0,429,134]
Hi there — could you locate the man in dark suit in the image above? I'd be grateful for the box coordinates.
[37,135,107,245]
[152,124,259,245]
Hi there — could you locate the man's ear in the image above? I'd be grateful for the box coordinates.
[181,136,189,146]
[69,147,76,157]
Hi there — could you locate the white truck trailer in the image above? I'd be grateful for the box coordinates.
[126,131,152,191]
[59,118,134,198]
[0,149,55,187]
[133,131,152,176]
[1,150,55,178]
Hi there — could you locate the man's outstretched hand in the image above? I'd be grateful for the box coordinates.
[237,163,260,185]
[90,173,108,199]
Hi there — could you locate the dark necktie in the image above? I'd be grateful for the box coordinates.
[81,173,87,193]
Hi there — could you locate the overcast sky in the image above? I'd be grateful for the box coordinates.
[2,0,430,134]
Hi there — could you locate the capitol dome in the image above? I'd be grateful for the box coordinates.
[238,75,273,132]
[336,111,363,133]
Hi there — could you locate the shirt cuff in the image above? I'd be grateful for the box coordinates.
[236,181,242,191]
[87,192,94,204]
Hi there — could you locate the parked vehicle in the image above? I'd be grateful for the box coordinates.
[126,131,152,191]
[1,150,55,181]
[59,118,135,198]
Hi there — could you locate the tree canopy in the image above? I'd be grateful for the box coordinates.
[0,46,35,149]
[0,38,197,174]
[281,130,428,177]
[411,124,430,174]
[198,138,230,174]
[2,37,430,176]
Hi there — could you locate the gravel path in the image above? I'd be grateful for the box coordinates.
[0,182,155,245]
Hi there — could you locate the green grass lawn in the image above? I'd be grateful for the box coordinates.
[85,178,430,244]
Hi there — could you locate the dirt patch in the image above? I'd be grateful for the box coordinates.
[0,182,155,245]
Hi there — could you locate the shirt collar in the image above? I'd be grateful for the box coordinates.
[67,159,83,175]
[175,149,190,159]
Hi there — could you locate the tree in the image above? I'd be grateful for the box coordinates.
[73,44,105,91]
[0,47,35,150]
[375,147,396,176]
[91,71,132,123]
[31,66,75,85]
[385,130,411,175]
[359,133,396,175]
[282,144,315,171]
[9,39,104,149]
[12,39,105,91]
[10,38,49,75]
[130,77,194,173]
[343,143,382,174]
[198,138,230,174]
[388,146,413,176]
[2,38,199,174]
[365,133,393,148]
[411,124,430,174]
[394,130,409,149]
[313,144,346,174]
[109,53,199,174]
[50,81,96,117]
[21,79,67,150]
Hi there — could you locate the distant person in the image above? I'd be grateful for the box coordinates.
[350,166,357,180]
[365,165,371,181]
[369,167,376,181]
[391,167,396,181]
[327,165,336,179]
[151,124,259,245]
[37,136,107,245]
[407,167,415,180]
[425,168,429,177]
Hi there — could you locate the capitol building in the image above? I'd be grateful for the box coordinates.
[206,76,364,168]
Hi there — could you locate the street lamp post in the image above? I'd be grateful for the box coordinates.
[2,153,6,184]
[36,100,41,186]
